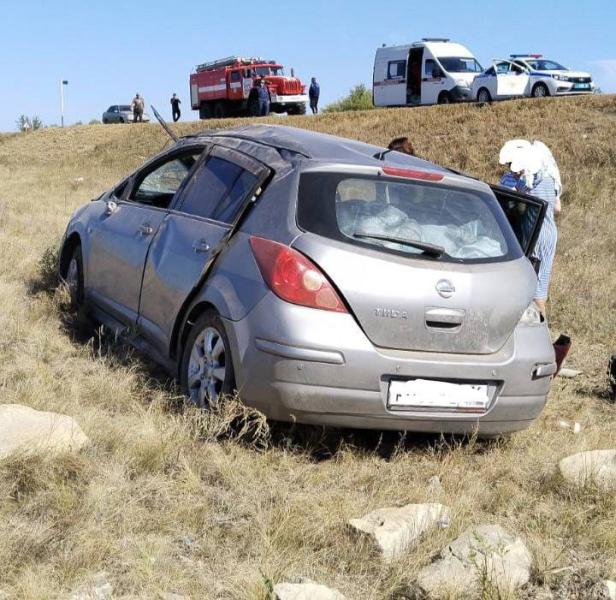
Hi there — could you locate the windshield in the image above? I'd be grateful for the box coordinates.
[438,57,483,73]
[526,59,567,71]
[297,173,523,264]
[254,66,285,77]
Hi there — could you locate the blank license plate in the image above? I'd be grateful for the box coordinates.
[574,83,590,89]
[388,379,490,411]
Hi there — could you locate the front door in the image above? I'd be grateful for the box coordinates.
[421,57,446,104]
[87,148,203,325]
[138,146,270,356]
[495,60,530,97]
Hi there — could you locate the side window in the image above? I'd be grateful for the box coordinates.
[212,171,258,223]
[424,59,435,77]
[387,60,406,79]
[178,156,243,220]
[112,179,129,199]
[130,153,201,209]
[230,71,241,82]
[496,62,510,74]
[485,66,496,76]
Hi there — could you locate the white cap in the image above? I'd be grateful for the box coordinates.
[499,139,531,165]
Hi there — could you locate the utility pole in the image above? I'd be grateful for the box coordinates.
[60,80,68,127]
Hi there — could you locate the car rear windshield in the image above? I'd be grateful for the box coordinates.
[297,173,523,264]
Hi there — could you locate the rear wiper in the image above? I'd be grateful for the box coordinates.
[352,233,445,258]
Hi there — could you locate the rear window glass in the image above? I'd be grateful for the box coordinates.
[297,173,523,264]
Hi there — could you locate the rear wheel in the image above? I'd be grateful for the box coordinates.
[213,102,227,119]
[437,92,451,104]
[199,102,213,119]
[102,118,109,124]
[477,88,492,103]
[180,311,236,409]
[532,83,550,98]
[65,245,84,309]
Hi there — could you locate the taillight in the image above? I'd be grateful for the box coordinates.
[249,236,347,313]
[382,166,444,182]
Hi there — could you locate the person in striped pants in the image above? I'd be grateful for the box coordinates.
[499,142,560,316]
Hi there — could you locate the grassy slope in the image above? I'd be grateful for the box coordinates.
[0,96,615,599]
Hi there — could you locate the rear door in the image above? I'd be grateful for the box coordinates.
[294,171,539,355]
[87,148,202,326]
[373,50,408,107]
[137,146,269,356]
[490,185,547,257]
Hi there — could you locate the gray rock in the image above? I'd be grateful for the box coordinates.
[349,503,450,561]
[0,404,89,459]
[69,572,112,600]
[559,450,616,491]
[416,524,532,597]
[274,582,346,600]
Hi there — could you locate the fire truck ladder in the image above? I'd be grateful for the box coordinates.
[196,56,272,72]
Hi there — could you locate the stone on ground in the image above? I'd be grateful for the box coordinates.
[416,524,532,597]
[0,404,89,459]
[605,580,616,600]
[274,582,346,600]
[349,503,450,561]
[69,572,112,600]
[559,450,616,491]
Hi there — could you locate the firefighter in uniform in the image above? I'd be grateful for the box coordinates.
[256,79,271,116]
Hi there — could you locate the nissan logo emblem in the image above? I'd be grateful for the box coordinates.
[436,279,455,298]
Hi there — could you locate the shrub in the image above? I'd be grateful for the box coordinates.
[323,83,374,113]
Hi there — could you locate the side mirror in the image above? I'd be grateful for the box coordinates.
[105,200,118,216]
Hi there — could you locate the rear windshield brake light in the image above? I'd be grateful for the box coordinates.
[382,166,444,182]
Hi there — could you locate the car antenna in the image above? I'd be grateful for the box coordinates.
[151,104,178,143]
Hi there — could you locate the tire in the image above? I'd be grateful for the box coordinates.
[199,102,213,119]
[532,83,550,98]
[213,102,227,119]
[65,244,84,310]
[180,311,236,409]
[102,118,109,124]
[437,92,451,105]
[287,103,307,115]
[477,88,492,103]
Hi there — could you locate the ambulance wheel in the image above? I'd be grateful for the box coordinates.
[438,92,451,104]
[477,88,492,103]
[532,83,550,98]
[214,102,227,119]
[199,103,213,119]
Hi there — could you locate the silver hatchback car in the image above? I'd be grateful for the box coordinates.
[59,125,556,435]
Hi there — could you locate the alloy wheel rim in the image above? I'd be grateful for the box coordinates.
[187,326,226,408]
[535,86,546,97]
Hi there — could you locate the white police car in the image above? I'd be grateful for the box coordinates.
[471,54,595,102]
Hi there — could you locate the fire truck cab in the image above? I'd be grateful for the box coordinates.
[190,56,308,119]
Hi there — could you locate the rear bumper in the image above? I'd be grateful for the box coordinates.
[225,294,555,436]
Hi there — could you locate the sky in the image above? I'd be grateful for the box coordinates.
[0,0,615,131]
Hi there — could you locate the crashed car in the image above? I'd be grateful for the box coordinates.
[59,125,556,435]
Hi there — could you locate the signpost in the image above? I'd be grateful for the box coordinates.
[60,80,68,127]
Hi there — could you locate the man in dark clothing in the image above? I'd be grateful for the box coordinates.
[256,79,270,116]
[309,77,320,114]
[170,93,181,122]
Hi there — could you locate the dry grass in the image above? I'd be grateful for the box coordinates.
[0,95,615,599]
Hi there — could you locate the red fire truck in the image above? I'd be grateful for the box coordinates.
[190,56,308,119]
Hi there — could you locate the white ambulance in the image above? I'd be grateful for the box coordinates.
[373,38,483,107]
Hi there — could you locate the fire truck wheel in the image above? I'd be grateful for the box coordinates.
[214,102,227,119]
[199,103,213,119]
[288,104,306,115]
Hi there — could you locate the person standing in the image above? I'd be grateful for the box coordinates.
[499,142,560,316]
[170,93,181,122]
[131,93,145,123]
[256,79,270,116]
[309,77,320,114]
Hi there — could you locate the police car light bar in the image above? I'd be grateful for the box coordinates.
[510,54,543,58]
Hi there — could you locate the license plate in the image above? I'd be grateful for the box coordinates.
[388,379,490,411]
[573,83,590,90]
